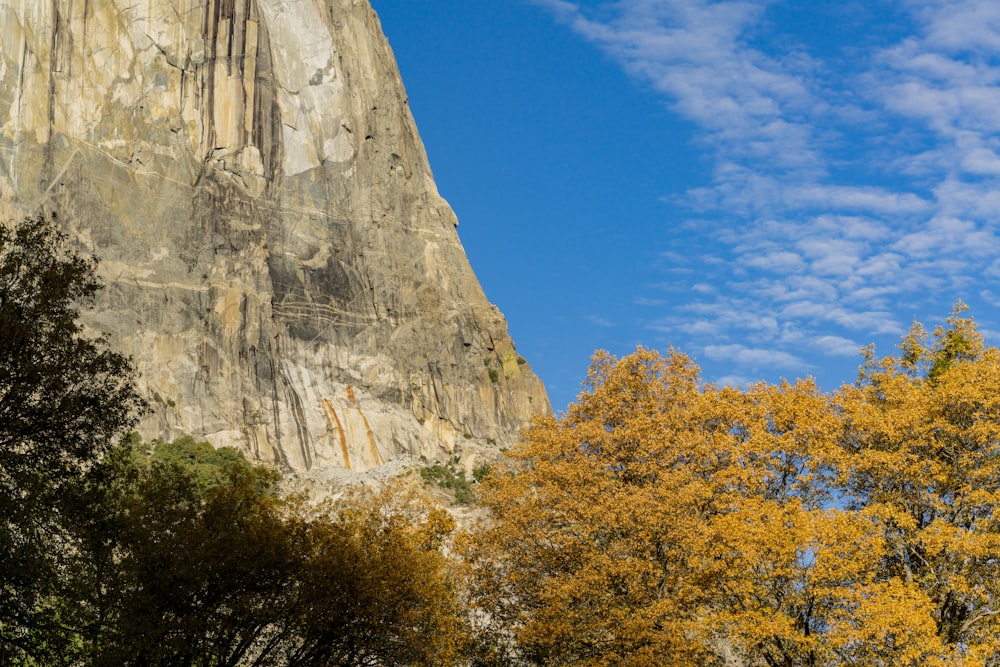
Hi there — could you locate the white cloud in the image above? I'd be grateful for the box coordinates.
[781,185,932,215]
[853,252,906,281]
[841,285,903,308]
[540,0,822,174]
[714,373,760,388]
[934,177,1000,218]
[909,0,1000,53]
[741,250,807,274]
[812,335,863,357]
[960,147,1000,176]
[703,343,805,370]
[744,275,839,305]
[647,317,722,337]
[892,216,999,259]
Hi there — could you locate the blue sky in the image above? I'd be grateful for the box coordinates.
[371,0,1000,413]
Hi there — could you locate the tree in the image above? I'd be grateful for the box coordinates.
[278,486,467,666]
[461,348,859,666]
[0,214,466,664]
[69,442,298,666]
[66,436,468,666]
[836,306,1000,664]
[463,335,1000,666]
[148,434,257,492]
[0,214,142,662]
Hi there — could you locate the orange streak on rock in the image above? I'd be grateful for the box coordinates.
[321,397,350,469]
[357,406,382,467]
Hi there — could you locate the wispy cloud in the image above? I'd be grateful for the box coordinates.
[537,0,1000,385]
[812,335,863,358]
[703,343,805,370]
[585,314,617,327]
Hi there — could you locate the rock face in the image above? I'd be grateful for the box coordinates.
[0,0,549,472]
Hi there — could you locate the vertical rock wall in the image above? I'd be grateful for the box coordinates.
[0,0,549,472]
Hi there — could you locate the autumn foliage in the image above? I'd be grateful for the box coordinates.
[5,214,1000,664]
[463,307,1000,666]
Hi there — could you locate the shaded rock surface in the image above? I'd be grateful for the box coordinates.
[0,0,549,472]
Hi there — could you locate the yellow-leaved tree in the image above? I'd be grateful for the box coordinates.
[835,304,1000,664]
[463,308,1000,666]
[462,348,865,665]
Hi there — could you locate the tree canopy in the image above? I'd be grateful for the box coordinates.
[65,438,466,666]
[463,308,1000,666]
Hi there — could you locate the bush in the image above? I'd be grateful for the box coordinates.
[421,460,476,505]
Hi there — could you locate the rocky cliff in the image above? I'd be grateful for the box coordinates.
[0,0,549,472]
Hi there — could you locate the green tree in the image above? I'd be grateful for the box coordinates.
[67,445,294,666]
[146,434,259,492]
[0,214,468,665]
[67,437,467,666]
[0,214,142,663]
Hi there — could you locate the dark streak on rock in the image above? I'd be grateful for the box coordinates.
[197,0,281,189]
[251,15,283,189]
[278,366,312,470]
[43,0,61,182]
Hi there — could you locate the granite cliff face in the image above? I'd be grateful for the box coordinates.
[0,0,549,472]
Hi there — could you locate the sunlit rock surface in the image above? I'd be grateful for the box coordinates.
[0,0,549,472]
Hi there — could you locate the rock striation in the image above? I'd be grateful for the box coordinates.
[0,0,549,472]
